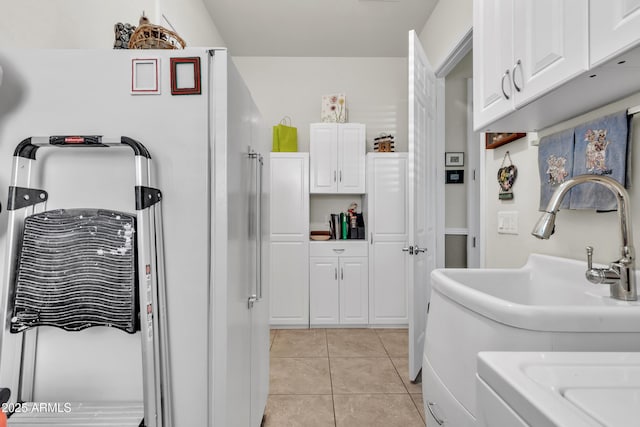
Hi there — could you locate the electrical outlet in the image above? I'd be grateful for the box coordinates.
[497,211,519,235]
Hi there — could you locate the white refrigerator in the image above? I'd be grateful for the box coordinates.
[0,48,270,427]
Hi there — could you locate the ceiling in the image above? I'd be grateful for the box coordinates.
[202,0,438,57]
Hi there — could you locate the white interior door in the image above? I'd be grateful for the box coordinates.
[408,30,438,381]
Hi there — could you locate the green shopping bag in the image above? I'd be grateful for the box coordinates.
[272,116,298,152]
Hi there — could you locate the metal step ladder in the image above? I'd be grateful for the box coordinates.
[0,136,172,427]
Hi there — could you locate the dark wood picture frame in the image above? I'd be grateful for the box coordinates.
[485,133,526,149]
[170,57,201,95]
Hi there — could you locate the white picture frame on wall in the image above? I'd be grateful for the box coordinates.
[131,58,160,95]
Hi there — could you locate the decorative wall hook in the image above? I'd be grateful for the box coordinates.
[497,151,517,200]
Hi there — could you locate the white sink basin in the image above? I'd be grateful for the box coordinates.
[423,254,640,426]
[432,253,640,332]
[477,352,640,427]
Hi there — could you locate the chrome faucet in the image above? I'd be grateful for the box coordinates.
[532,174,636,301]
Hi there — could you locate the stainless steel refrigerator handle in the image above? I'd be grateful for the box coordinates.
[256,153,264,302]
[247,149,263,306]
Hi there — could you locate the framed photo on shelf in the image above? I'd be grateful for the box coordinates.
[445,152,464,167]
[485,133,526,149]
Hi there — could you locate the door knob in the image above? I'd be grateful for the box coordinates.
[402,246,414,255]
[414,246,427,254]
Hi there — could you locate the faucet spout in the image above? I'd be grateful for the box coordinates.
[531,174,636,301]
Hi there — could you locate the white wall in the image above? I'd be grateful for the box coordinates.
[418,0,473,70]
[160,0,226,47]
[234,56,407,234]
[0,0,224,48]
[444,52,472,230]
[233,57,408,153]
[484,92,640,268]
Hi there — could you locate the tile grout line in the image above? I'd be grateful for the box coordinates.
[325,329,338,427]
[376,329,412,396]
[269,328,275,352]
[380,330,426,421]
[382,332,425,423]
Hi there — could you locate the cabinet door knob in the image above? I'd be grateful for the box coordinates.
[335,268,338,280]
[334,171,337,182]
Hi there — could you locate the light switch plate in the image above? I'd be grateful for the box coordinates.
[498,211,519,235]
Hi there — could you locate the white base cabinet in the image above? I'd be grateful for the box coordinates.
[271,242,309,325]
[309,242,368,326]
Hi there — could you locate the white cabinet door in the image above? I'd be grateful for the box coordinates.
[310,124,338,193]
[309,257,340,325]
[473,0,515,129]
[473,0,588,131]
[310,123,365,194]
[270,242,309,325]
[337,124,366,194]
[339,257,368,324]
[367,154,409,325]
[512,0,588,106]
[370,242,408,324]
[269,153,309,326]
[590,0,640,66]
[270,153,309,240]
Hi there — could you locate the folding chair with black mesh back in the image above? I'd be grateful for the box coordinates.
[0,136,171,427]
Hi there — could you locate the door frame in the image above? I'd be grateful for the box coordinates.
[434,28,485,268]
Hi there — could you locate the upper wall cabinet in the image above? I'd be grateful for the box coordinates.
[310,123,366,194]
[473,0,589,130]
[590,0,640,67]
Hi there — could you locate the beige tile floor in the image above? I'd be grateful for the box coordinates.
[265,328,425,427]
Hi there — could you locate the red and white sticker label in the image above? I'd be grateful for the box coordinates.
[64,136,85,144]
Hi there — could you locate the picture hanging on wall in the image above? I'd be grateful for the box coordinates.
[445,152,464,167]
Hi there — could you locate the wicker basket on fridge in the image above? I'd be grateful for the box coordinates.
[128,15,186,50]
